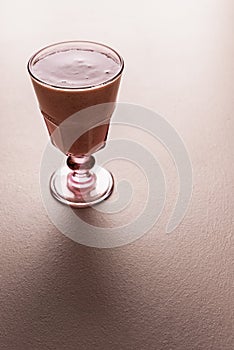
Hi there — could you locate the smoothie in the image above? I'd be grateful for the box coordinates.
[28,42,123,155]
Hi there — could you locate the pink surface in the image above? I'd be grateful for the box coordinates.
[0,1,233,349]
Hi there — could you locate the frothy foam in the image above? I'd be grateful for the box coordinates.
[31,49,121,88]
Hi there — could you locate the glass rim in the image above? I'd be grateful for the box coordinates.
[27,40,124,91]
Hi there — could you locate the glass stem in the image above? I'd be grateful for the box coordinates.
[66,155,96,194]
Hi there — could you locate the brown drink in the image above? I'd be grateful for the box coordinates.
[28,41,123,156]
[28,41,124,207]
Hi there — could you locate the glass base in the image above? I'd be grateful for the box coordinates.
[50,156,114,208]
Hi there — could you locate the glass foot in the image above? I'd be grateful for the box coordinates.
[50,155,114,208]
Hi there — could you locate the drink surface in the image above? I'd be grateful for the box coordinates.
[31,49,121,88]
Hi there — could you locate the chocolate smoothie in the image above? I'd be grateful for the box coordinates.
[28,41,123,155]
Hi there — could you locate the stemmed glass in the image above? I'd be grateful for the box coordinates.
[27,41,124,207]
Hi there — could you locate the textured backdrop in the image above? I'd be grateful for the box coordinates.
[0,1,233,349]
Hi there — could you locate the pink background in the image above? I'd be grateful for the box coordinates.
[0,1,233,349]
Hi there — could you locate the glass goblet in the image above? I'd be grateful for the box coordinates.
[27,41,124,207]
